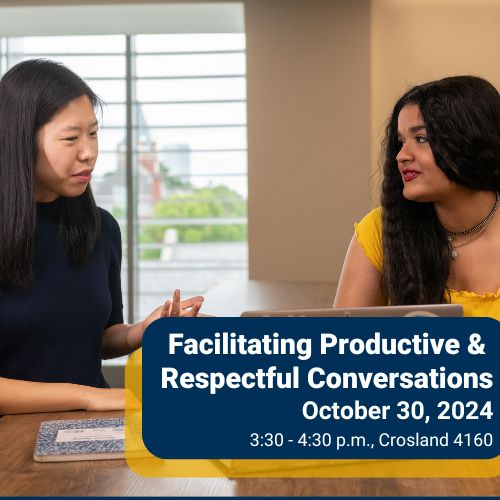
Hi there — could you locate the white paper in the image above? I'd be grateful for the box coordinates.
[55,426,124,443]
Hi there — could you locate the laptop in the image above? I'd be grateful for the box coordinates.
[241,304,463,318]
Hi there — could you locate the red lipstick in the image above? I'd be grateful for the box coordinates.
[402,169,420,182]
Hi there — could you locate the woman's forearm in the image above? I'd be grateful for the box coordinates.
[101,322,143,359]
[0,377,124,415]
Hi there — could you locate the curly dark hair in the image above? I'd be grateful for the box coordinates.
[380,76,500,305]
[0,59,101,290]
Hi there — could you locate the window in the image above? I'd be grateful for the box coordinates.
[0,28,247,322]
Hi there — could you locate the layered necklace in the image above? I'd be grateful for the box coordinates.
[446,191,499,259]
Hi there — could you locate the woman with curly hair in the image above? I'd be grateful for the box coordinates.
[334,75,500,320]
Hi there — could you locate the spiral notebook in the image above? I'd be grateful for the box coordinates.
[33,417,125,462]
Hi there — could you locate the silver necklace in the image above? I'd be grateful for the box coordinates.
[447,192,499,259]
[448,224,489,259]
[447,191,499,237]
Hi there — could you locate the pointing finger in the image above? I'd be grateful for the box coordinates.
[170,289,181,317]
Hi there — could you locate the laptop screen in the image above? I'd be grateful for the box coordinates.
[241,304,464,318]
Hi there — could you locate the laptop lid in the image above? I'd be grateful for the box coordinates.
[240,304,464,318]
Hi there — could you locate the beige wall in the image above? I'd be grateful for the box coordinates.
[246,0,371,282]
[371,0,500,199]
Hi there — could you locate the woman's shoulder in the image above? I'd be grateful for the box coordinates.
[354,207,383,272]
[355,207,382,235]
[98,208,121,232]
[358,206,382,223]
[97,208,122,250]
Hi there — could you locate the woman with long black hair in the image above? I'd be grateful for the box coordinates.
[0,59,203,414]
[335,75,500,320]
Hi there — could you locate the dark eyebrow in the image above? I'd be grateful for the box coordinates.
[397,124,427,138]
[61,120,98,132]
[408,124,427,133]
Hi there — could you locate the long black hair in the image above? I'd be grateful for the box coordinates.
[0,59,101,290]
[381,76,500,304]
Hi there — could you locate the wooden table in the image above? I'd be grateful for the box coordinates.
[0,411,498,496]
[0,411,233,496]
[203,279,338,317]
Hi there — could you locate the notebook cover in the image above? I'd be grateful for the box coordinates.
[33,417,125,462]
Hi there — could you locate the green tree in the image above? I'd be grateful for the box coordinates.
[140,185,247,259]
[159,162,193,190]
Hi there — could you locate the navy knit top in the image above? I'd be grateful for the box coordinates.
[0,198,123,388]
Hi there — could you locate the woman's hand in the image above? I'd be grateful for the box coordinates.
[143,288,204,326]
[83,387,126,411]
[83,387,141,412]
[127,289,204,350]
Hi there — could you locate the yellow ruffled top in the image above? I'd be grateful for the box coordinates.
[354,207,500,320]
